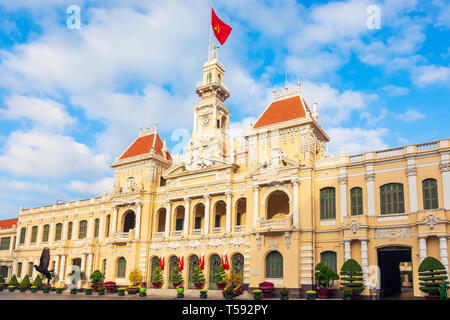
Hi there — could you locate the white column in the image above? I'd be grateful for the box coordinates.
[365,171,376,216]
[165,202,172,238]
[344,240,351,261]
[225,192,232,233]
[183,198,191,236]
[439,235,448,273]
[49,218,55,246]
[26,222,31,248]
[98,212,104,242]
[36,219,42,246]
[54,255,60,279]
[112,207,118,234]
[81,253,86,274]
[59,255,66,281]
[339,176,348,223]
[419,236,427,262]
[14,226,20,250]
[292,179,300,227]
[135,203,142,240]
[440,158,450,210]
[204,195,210,235]
[88,213,93,238]
[87,253,93,277]
[62,216,68,241]
[253,186,260,229]
[406,166,418,212]
[361,239,369,285]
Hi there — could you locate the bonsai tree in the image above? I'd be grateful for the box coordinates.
[0,275,5,287]
[20,274,31,288]
[89,270,103,286]
[129,268,143,287]
[32,275,43,289]
[339,259,365,295]
[171,266,184,286]
[192,266,205,288]
[418,256,449,297]
[215,265,226,285]
[8,274,18,287]
[152,266,163,287]
[222,268,243,296]
[314,263,339,289]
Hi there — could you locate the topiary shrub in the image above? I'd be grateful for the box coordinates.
[8,275,18,287]
[339,259,364,295]
[418,256,449,296]
[152,266,163,285]
[0,275,5,285]
[215,265,226,284]
[89,270,103,286]
[171,266,183,285]
[20,274,31,288]
[192,266,206,285]
[32,275,43,288]
[315,263,339,288]
[128,268,143,286]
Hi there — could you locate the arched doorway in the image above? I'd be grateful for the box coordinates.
[193,203,205,232]
[188,255,200,289]
[174,206,185,231]
[235,198,246,226]
[231,253,244,276]
[123,210,136,232]
[266,191,289,220]
[168,256,179,285]
[209,254,221,289]
[377,246,412,298]
[214,201,226,229]
[149,256,160,287]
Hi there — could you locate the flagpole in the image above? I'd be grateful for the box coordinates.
[208,0,213,60]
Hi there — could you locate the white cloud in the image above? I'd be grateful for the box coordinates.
[0,95,76,131]
[0,130,110,178]
[68,176,113,195]
[381,85,410,96]
[326,126,389,155]
[412,64,450,86]
[395,109,426,122]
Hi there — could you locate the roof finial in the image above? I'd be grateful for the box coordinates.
[151,121,158,154]
[284,71,288,93]
[297,80,301,94]
[273,86,277,99]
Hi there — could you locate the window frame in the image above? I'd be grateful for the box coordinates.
[320,187,336,219]
[350,187,363,216]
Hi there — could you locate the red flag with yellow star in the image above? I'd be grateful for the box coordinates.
[211,7,232,45]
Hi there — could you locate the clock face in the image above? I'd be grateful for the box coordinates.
[202,116,210,125]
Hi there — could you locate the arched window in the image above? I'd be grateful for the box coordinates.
[42,224,50,242]
[168,256,179,283]
[174,207,184,231]
[320,187,336,219]
[265,251,283,278]
[236,198,246,226]
[422,178,438,209]
[67,222,73,240]
[209,254,221,290]
[321,251,337,272]
[150,257,160,288]
[78,220,87,239]
[94,219,100,237]
[350,187,363,216]
[157,208,166,232]
[267,191,289,220]
[380,183,404,214]
[193,204,204,231]
[55,223,62,241]
[28,262,34,277]
[17,262,22,278]
[214,201,226,228]
[232,253,244,276]
[188,255,200,289]
[19,227,26,244]
[31,226,38,243]
[123,211,136,233]
[105,215,110,237]
[116,258,126,278]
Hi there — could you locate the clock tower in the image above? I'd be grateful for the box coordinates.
[184,46,232,171]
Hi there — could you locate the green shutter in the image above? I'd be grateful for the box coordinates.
[380,183,404,214]
[31,226,38,243]
[117,258,126,278]
[55,223,62,241]
[67,222,73,240]
[42,225,49,242]
[320,188,336,219]
[351,187,363,215]
[19,228,26,244]
[94,219,99,237]
[423,179,438,210]
[265,251,283,278]
[321,251,337,272]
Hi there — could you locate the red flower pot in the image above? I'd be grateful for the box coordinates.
[216,283,226,290]
[194,283,203,290]
[173,283,181,289]
[351,293,360,300]
[317,288,330,299]
[425,295,440,300]
[152,283,161,289]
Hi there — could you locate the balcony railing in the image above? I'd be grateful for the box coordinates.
[171,230,182,237]
[233,225,245,233]
[111,231,131,242]
[259,215,292,229]
[153,232,164,239]
[191,229,202,236]
[212,227,224,235]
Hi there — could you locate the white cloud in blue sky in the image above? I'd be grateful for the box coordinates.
[0,0,448,218]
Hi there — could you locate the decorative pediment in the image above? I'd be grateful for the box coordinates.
[250,153,300,176]
[163,163,186,177]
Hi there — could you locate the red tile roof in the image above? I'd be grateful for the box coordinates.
[0,218,18,229]
[253,95,312,129]
[119,133,172,161]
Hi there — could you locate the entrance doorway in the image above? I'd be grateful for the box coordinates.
[377,246,413,299]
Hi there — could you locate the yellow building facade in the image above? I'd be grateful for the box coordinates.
[1,52,449,298]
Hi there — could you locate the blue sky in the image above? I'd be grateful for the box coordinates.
[0,0,448,219]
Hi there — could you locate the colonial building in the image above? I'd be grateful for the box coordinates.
[0,50,449,298]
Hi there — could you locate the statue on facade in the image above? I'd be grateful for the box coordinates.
[34,247,54,284]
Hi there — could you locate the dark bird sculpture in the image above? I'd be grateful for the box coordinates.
[34,247,54,284]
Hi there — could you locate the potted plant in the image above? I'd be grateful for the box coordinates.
[192,266,205,289]
[306,290,316,300]
[177,285,184,298]
[339,259,365,300]
[221,267,243,297]
[139,286,147,297]
[89,270,103,292]
[0,275,5,291]
[253,289,262,300]
[258,281,275,298]
[215,265,226,290]
[8,275,18,288]
[19,285,27,292]
[127,285,139,294]
[418,256,449,300]
[56,287,63,294]
[342,287,352,300]
[314,262,339,299]
[171,266,184,288]
[32,275,43,290]
[97,286,105,296]
[85,287,93,295]
[42,285,50,294]
[223,286,234,300]
[280,287,289,300]
[152,266,163,288]
[20,274,31,291]
[8,285,16,292]
[30,286,37,293]
[129,268,143,287]
[118,288,126,296]
[70,287,77,294]
[199,289,208,299]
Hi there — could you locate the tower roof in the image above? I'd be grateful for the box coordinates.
[0,218,18,229]
[119,133,172,161]
[253,95,312,129]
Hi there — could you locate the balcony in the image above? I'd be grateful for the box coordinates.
[258,215,292,231]
[212,227,224,235]
[171,230,183,238]
[191,229,202,236]
[233,225,245,233]
[153,232,164,239]
[111,231,132,243]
